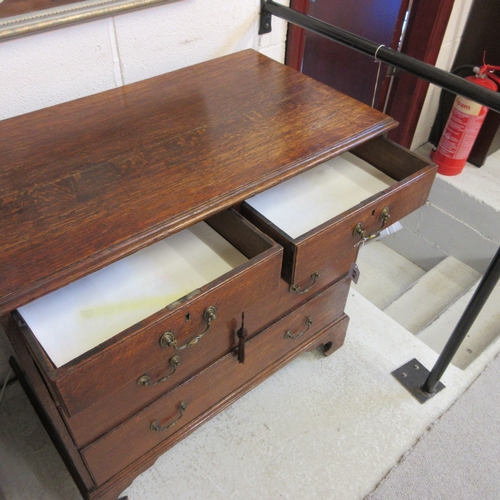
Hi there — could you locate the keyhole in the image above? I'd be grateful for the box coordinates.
[185,313,191,321]
[371,209,375,216]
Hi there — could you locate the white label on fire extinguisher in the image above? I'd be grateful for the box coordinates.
[436,95,488,160]
[455,96,483,116]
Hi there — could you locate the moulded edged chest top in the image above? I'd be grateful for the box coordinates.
[0,49,397,314]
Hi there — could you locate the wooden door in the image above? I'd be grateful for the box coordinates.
[295,0,410,109]
[287,0,456,148]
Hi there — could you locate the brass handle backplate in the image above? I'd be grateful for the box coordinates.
[353,206,390,246]
[150,402,187,432]
[284,316,313,340]
[290,272,320,295]
[159,306,216,350]
[137,355,181,387]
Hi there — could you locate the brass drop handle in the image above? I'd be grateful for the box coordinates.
[159,306,217,350]
[284,316,313,340]
[290,272,320,295]
[353,207,390,246]
[150,402,187,432]
[137,355,181,387]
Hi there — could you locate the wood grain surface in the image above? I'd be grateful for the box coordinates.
[0,49,396,314]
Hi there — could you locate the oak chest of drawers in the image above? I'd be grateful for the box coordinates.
[0,50,436,499]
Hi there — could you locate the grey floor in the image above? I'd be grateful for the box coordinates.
[368,351,500,500]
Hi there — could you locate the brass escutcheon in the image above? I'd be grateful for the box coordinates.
[159,306,217,350]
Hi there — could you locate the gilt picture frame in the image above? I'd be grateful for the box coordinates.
[0,0,176,41]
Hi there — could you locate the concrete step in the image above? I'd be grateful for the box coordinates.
[383,256,481,335]
[417,277,500,369]
[353,241,426,310]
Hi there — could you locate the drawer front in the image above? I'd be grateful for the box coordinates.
[290,176,432,290]
[17,211,283,417]
[81,284,350,485]
[242,137,436,292]
[63,276,350,447]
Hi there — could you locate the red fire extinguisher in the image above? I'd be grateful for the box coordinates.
[432,64,500,176]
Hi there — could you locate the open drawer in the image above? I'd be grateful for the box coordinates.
[13,209,282,417]
[241,137,436,293]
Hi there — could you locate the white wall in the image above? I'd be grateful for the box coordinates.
[0,0,289,121]
[0,0,289,383]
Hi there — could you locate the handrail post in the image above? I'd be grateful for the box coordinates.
[391,246,500,403]
[422,246,500,395]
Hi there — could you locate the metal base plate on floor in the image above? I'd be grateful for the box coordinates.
[392,358,445,404]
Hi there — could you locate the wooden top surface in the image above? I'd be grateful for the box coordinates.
[0,49,396,313]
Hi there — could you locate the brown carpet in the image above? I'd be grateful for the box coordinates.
[367,353,500,500]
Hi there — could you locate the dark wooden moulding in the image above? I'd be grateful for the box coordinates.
[0,49,435,499]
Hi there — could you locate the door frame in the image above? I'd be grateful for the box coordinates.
[285,0,456,148]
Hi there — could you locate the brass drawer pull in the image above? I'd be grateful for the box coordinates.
[150,402,187,432]
[353,206,390,246]
[290,272,320,295]
[159,306,217,350]
[284,316,313,339]
[137,355,181,387]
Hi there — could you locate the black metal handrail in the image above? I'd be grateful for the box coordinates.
[260,0,500,113]
[423,246,500,394]
[260,0,500,402]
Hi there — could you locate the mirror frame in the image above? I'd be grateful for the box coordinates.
[0,0,174,41]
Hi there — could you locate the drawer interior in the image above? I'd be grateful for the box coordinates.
[244,151,396,239]
[17,217,252,368]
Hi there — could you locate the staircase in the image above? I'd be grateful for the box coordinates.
[354,241,500,370]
